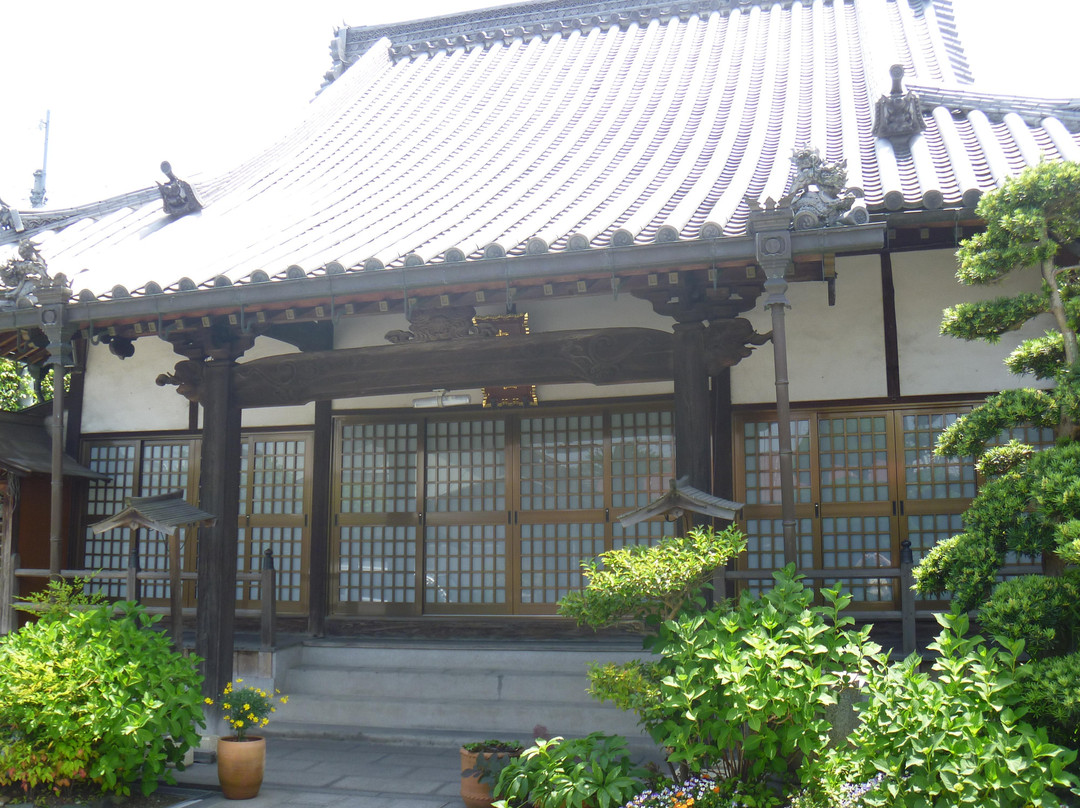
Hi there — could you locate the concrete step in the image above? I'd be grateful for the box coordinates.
[270,640,653,745]
[294,642,643,672]
[284,665,599,702]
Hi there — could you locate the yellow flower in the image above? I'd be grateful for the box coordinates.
[248,713,257,721]
[235,720,244,728]
[236,678,243,683]
[243,704,250,711]
[204,698,213,705]
[222,703,231,710]
[281,695,289,704]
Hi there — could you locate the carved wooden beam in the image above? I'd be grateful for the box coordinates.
[156,323,770,408]
[231,327,673,408]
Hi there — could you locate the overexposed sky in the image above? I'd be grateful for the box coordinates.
[1,0,1076,209]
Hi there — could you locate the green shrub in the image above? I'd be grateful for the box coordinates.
[558,525,745,630]
[978,570,1080,657]
[0,597,205,798]
[493,733,649,808]
[814,609,1080,807]
[1014,651,1080,751]
[652,567,879,794]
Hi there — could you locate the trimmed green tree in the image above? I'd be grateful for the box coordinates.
[914,161,1080,609]
[912,162,1080,758]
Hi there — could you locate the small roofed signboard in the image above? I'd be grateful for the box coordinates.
[617,477,742,527]
[90,490,216,535]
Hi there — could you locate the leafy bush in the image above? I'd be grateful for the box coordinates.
[978,570,1080,657]
[560,526,746,762]
[651,567,878,793]
[0,597,204,798]
[493,733,649,808]
[813,610,1080,807]
[558,526,745,630]
[1014,651,1080,751]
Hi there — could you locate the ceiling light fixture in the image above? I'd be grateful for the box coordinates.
[412,389,471,409]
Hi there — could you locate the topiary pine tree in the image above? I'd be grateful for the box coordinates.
[913,161,1080,651]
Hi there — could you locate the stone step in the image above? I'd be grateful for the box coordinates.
[284,665,600,702]
[271,640,652,745]
[294,641,644,673]
[273,692,644,738]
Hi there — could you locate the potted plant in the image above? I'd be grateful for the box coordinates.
[461,739,524,808]
[204,679,288,799]
[492,733,649,808]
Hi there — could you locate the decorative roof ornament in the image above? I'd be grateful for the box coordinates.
[384,306,499,343]
[157,161,202,218]
[0,239,52,308]
[786,148,868,230]
[872,64,926,149]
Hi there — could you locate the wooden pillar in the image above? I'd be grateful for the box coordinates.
[196,358,243,719]
[0,479,16,635]
[672,320,711,499]
[307,399,332,637]
[712,369,733,501]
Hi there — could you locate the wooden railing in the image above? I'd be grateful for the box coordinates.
[2,547,277,652]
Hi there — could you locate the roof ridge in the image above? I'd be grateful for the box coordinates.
[333,0,789,65]
[0,188,160,248]
[910,82,1080,132]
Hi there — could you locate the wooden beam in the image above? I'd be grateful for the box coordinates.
[218,328,680,408]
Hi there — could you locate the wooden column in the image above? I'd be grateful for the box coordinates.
[712,368,733,501]
[195,357,243,721]
[0,478,16,635]
[672,320,712,503]
[307,399,332,637]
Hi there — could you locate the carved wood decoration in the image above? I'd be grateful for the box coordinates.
[238,327,671,408]
[384,306,496,343]
[703,320,772,374]
[157,322,770,409]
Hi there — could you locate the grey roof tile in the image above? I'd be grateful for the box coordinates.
[1,0,1076,303]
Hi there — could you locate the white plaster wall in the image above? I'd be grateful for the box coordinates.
[238,338,316,428]
[893,249,1055,396]
[82,337,190,432]
[731,254,888,405]
[333,294,671,351]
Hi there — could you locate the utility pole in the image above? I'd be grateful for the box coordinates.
[29,111,50,208]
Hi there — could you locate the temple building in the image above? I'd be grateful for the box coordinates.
[1,0,1078,714]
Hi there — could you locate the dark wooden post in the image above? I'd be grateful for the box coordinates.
[196,357,243,723]
[261,547,276,652]
[0,551,15,635]
[169,532,183,648]
[712,369,734,601]
[307,400,332,637]
[0,480,15,635]
[36,276,71,579]
[672,321,712,497]
[126,527,141,604]
[900,539,916,655]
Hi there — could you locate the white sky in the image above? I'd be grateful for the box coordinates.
[1,0,1076,209]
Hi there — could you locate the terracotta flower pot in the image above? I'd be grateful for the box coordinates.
[217,735,266,800]
[460,748,494,808]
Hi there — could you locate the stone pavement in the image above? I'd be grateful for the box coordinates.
[171,738,465,808]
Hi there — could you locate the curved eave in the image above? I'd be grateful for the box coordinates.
[0,223,884,332]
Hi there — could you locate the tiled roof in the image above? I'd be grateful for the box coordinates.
[2,0,1078,304]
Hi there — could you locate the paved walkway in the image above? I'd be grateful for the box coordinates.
[171,738,465,808]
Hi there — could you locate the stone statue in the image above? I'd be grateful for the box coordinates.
[788,148,868,229]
